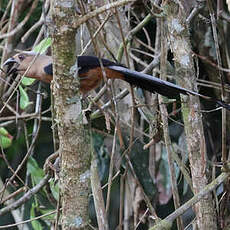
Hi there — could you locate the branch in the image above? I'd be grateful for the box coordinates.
[0,0,39,40]
[0,174,51,216]
[149,172,229,230]
[73,0,136,27]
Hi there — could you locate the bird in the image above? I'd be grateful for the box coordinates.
[3,51,230,110]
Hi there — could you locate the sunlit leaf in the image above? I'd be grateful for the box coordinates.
[0,128,13,149]
[0,127,9,136]
[33,37,51,54]
[21,77,36,86]
[19,86,32,110]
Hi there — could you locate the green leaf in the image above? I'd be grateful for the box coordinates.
[0,127,9,136]
[39,208,56,220]
[33,37,51,54]
[30,203,43,230]
[21,77,36,86]
[49,179,59,201]
[27,157,45,185]
[0,128,12,149]
[0,135,12,149]
[19,86,32,110]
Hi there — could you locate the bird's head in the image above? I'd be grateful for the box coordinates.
[3,52,53,83]
[4,52,38,75]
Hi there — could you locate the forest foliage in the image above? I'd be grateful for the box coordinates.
[1,0,230,230]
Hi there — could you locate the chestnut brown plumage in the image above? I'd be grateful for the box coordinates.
[3,52,230,110]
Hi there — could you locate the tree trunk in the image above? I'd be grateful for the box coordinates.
[51,0,91,229]
[165,1,217,229]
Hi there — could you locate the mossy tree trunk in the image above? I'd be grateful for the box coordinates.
[51,0,91,229]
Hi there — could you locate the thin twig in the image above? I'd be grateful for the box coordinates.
[149,172,229,230]
[73,0,136,28]
[207,0,227,163]
[0,0,39,39]
[21,0,50,43]
[0,209,56,229]
[0,174,51,216]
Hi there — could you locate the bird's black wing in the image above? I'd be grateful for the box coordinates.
[77,56,121,74]
[44,63,53,75]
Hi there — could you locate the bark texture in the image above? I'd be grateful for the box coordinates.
[165,1,217,229]
[51,1,91,229]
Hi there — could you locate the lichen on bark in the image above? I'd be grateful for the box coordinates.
[165,1,217,229]
[51,0,91,229]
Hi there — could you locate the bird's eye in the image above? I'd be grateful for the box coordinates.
[18,54,25,61]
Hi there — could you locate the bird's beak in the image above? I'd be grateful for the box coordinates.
[3,58,19,75]
[3,58,18,66]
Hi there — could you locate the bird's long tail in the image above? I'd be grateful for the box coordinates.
[108,65,230,110]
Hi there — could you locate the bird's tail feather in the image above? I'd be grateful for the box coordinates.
[213,99,230,110]
[108,65,198,98]
[108,65,230,110]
